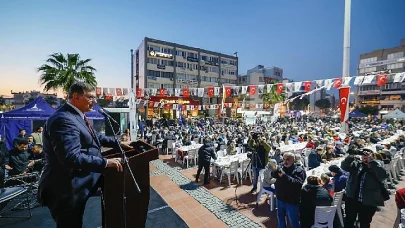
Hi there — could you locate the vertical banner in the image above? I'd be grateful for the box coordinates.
[271,103,282,124]
[339,86,350,134]
[129,89,137,141]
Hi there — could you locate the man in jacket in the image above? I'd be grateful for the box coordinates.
[327,164,348,193]
[308,147,324,170]
[37,82,126,228]
[195,137,217,185]
[341,151,388,228]
[272,152,306,228]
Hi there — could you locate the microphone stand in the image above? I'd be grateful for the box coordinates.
[104,115,141,228]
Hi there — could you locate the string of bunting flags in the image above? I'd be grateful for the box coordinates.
[95,72,405,111]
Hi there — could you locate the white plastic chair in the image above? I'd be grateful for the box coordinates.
[256,169,275,211]
[333,190,345,228]
[217,150,225,158]
[236,147,242,154]
[220,160,239,187]
[166,140,174,155]
[237,159,252,183]
[311,206,337,228]
[183,148,197,168]
[220,145,227,151]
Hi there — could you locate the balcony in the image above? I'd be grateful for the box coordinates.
[381,90,405,95]
[358,90,380,95]
[147,63,174,72]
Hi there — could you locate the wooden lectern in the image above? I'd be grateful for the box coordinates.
[102,140,158,228]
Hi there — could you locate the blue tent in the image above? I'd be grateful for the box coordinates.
[1,97,55,149]
[349,109,366,118]
[85,104,105,120]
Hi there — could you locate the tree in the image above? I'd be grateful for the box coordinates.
[315,98,331,110]
[97,98,111,108]
[289,93,310,110]
[45,96,58,106]
[359,105,379,115]
[38,53,97,95]
[261,80,286,106]
[0,96,5,105]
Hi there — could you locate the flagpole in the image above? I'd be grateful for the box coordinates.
[340,0,351,134]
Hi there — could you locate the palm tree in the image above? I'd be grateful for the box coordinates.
[38,53,97,95]
[261,81,286,106]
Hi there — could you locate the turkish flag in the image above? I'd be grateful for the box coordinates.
[237,103,242,108]
[207,87,214,97]
[377,74,388,86]
[303,81,312,92]
[194,105,199,110]
[182,105,186,111]
[224,103,229,108]
[249,85,257,95]
[276,84,284,94]
[148,101,154,108]
[136,88,143,98]
[249,104,255,108]
[339,87,350,123]
[333,78,342,88]
[165,104,171,110]
[224,86,232,97]
[264,104,269,109]
[159,88,166,97]
[182,88,190,97]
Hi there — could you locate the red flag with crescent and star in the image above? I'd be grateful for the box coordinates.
[207,87,214,97]
[159,88,166,97]
[303,81,312,92]
[334,78,342,88]
[224,86,232,97]
[377,74,388,86]
[276,84,284,94]
[182,88,190,97]
[339,87,350,123]
[249,85,257,95]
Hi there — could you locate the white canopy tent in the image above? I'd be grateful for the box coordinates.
[382,109,405,119]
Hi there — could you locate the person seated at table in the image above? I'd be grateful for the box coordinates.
[182,135,192,146]
[322,145,336,161]
[270,148,282,165]
[162,132,176,151]
[262,159,278,193]
[300,176,333,228]
[320,173,334,197]
[216,137,225,152]
[327,165,348,193]
[5,138,30,176]
[28,144,44,173]
[308,147,325,170]
[226,141,237,155]
[195,137,217,185]
[334,142,345,157]
[305,137,316,149]
[295,154,307,170]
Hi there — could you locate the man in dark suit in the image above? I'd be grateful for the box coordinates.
[37,82,125,228]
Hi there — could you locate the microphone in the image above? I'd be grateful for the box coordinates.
[98,108,119,125]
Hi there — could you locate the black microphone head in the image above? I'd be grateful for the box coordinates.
[97,109,105,114]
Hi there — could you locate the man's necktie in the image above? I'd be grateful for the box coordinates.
[84,115,95,137]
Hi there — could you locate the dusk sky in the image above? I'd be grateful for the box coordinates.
[1,0,404,97]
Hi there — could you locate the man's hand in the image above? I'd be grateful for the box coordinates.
[120,142,132,150]
[5,165,12,170]
[27,160,35,167]
[106,158,123,172]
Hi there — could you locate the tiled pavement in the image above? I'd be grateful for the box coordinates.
[152,155,405,228]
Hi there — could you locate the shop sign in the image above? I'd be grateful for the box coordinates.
[361,100,380,105]
[160,99,190,104]
[148,50,173,59]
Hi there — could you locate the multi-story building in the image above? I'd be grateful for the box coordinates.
[355,39,405,111]
[11,90,58,108]
[238,65,284,108]
[133,37,238,118]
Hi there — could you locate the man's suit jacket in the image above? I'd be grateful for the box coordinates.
[37,103,116,212]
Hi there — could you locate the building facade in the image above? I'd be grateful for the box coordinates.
[11,90,58,108]
[133,37,238,118]
[355,39,405,111]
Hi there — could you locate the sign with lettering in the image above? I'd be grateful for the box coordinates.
[148,50,173,59]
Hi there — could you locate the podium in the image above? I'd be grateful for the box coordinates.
[102,140,158,228]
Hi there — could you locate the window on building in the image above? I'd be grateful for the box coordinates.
[210,67,219,73]
[147,70,161,77]
[161,72,173,79]
[161,60,174,66]
[360,57,377,64]
[177,73,185,80]
[387,52,404,59]
[360,67,377,73]
[147,58,159,64]
[201,55,208,61]
[387,63,404,70]
[176,62,186,68]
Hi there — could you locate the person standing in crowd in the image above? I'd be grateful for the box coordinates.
[249,135,270,193]
[12,129,26,148]
[37,82,127,228]
[28,144,45,173]
[272,152,306,228]
[31,127,43,145]
[341,149,388,228]
[300,176,332,228]
[26,135,35,150]
[262,159,278,193]
[195,137,217,185]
